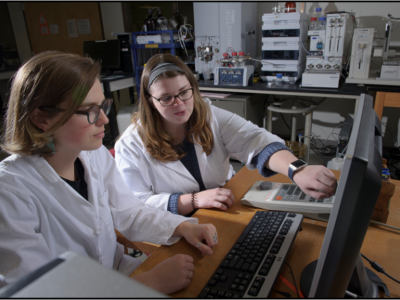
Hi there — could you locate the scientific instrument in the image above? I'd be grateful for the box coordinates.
[302,12,353,88]
[261,12,308,83]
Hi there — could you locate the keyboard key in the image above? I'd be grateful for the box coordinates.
[236,273,244,278]
[212,274,220,280]
[228,255,240,269]
[237,285,246,293]
[244,274,253,280]
[241,279,249,286]
[234,258,245,270]
[210,289,218,295]
[258,268,268,276]
[255,276,265,283]
[229,283,237,290]
[241,263,250,271]
[248,262,259,273]
[217,291,225,297]
[216,268,224,275]
[270,246,279,254]
[252,280,262,289]
[219,275,227,282]
[221,259,230,267]
[208,279,217,287]
[232,293,241,298]
[248,287,259,296]
[225,292,233,298]
[233,278,241,284]
[206,295,214,298]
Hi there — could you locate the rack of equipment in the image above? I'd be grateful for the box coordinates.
[261,12,308,83]
[302,13,353,88]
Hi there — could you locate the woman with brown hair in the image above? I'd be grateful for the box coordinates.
[0,51,218,294]
[115,53,337,216]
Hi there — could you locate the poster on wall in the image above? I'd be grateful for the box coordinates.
[67,19,79,38]
[49,24,59,34]
[77,19,91,35]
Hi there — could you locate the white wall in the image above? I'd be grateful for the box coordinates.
[256,2,400,148]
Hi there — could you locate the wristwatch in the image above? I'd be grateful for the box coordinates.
[288,159,308,182]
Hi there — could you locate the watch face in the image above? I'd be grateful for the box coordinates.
[291,160,307,168]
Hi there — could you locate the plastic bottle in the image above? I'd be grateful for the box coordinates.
[285,2,296,13]
[318,16,326,30]
[275,73,283,86]
[238,51,245,67]
[309,17,317,31]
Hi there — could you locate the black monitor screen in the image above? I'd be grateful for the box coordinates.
[301,94,385,298]
[83,40,120,70]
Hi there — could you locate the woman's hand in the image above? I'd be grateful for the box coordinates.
[133,254,194,294]
[173,222,218,256]
[196,188,234,211]
[293,165,337,199]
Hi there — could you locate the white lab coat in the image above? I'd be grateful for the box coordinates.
[0,146,197,283]
[115,98,284,211]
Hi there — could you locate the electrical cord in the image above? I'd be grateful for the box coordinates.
[361,253,400,284]
[370,220,400,232]
[284,261,300,298]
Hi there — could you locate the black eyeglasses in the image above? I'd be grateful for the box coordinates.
[39,98,113,124]
[150,88,193,107]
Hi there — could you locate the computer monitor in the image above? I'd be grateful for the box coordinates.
[300,94,387,298]
[83,40,121,74]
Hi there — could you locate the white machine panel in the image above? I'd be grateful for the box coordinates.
[348,28,374,79]
[262,37,304,51]
[194,2,257,73]
[302,70,341,88]
[324,13,353,57]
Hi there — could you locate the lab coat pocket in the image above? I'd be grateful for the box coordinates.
[98,190,116,242]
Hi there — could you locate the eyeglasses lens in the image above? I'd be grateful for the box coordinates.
[88,99,112,124]
[160,89,193,107]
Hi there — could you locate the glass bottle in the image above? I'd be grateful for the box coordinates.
[309,17,317,31]
[315,7,322,19]
[143,9,152,32]
[238,51,245,67]
[285,2,296,13]
[276,73,283,86]
[318,16,326,30]
[231,51,238,67]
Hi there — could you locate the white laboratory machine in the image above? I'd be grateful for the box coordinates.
[241,181,334,222]
[213,65,254,86]
[261,12,309,83]
[348,28,375,80]
[302,13,353,88]
[193,2,257,75]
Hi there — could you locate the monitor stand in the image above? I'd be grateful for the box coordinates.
[300,254,390,298]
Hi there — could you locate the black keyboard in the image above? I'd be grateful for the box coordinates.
[198,210,303,298]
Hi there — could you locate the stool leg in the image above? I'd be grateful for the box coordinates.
[304,112,312,147]
[267,109,272,132]
[291,106,297,142]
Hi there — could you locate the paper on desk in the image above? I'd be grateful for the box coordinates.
[200,92,232,98]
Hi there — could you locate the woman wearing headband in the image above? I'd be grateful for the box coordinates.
[0,52,218,294]
[115,53,337,216]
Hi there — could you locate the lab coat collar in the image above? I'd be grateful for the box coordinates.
[152,137,207,182]
[28,151,93,183]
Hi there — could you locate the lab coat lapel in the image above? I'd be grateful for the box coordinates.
[159,158,193,181]
[194,138,207,181]
[78,152,100,215]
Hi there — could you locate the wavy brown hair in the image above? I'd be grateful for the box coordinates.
[1,51,101,157]
[132,53,214,162]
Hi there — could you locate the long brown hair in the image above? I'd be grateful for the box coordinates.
[1,51,101,157]
[132,53,214,162]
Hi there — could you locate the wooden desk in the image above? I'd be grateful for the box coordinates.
[131,167,400,298]
[374,91,400,120]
